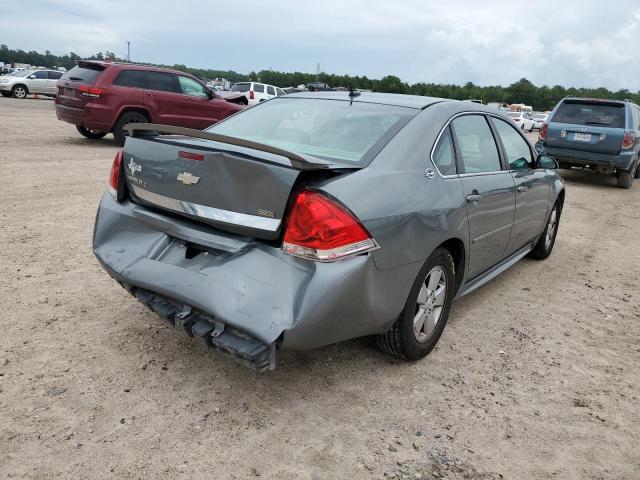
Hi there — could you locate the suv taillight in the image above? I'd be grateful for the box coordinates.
[249,90,254,100]
[79,85,104,98]
[622,131,635,150]
[282,190,378,261]
[539,123,548,142]
[109,148,124,199]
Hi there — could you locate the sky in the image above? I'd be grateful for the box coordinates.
[2,0,640,91]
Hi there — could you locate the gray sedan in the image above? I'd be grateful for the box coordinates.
[93,92,565,370]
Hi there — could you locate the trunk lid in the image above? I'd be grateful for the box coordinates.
[546,99,627,154]
[56,61,106,110]
[123,126,358,240]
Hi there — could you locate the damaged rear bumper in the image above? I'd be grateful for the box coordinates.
[93,194,415,367]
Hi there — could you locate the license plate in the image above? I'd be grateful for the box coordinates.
[573,133,592,142]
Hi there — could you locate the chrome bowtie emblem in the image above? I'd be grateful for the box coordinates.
[128,159,141,175]
[177,172,200,185]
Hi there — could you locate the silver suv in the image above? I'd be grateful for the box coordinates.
[0,69,63,98]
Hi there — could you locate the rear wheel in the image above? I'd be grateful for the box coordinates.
[76,125,107,140]
[617,170,634,188]
[375,247,456,361]
[113,111,148,146]
[528,199,562,259]
[11,85,28,99]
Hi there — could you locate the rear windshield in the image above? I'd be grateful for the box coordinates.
[551,101,626,128]
[61,64,105,84]
[206,98,416,164]
[231,83,250,92]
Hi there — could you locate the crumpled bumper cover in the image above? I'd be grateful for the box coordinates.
[93,194,415,359]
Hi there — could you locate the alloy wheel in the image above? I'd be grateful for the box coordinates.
[545,208,558,250]
[413,266,447,343]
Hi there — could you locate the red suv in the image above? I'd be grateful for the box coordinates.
[55,61,246,145]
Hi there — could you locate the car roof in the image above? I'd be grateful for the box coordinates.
[286,91,448,109]
[78,60,192,76]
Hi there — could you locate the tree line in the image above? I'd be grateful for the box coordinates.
[2,44,639,111]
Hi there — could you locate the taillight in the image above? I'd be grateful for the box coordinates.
[282,190,378,261]
[109,148,124,199]
[249,90,254,100]
[539,123,548,142]
[622,131,635,150]
[79,85,104,98]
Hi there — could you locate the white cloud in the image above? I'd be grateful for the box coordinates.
[0,0,638,91]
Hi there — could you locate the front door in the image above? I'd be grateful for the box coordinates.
[177,75,220,129]
[451,114,516,279]
[28,70,50,94]
[490,117,550,254]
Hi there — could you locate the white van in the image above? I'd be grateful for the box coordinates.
[230,82,286,106]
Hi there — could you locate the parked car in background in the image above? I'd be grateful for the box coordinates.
[306,82,332,91]
[0,69,63,98]
[230,81,285,106]
[507,111,535,132]
[93,92,565,371]
[55,61,246,146]
[1,66,14,75]
[532,112,548,130]
[537,97,640,188]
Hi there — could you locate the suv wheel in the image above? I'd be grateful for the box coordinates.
[11,85,28,99]
[375,247,456,361]
[528,199,562,259]
[76,125,107,140]
[617,164,636,188]
[113,111,149,146]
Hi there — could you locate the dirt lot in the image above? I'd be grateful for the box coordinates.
[0,97,639,480]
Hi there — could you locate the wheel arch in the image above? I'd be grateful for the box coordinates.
[12,83,29,94]
[111,106,151,131]
[439,237,466,294]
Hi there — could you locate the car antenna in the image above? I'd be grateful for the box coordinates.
[348,84,360,105]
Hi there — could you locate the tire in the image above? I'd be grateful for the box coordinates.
[76,125,107,140]
[617,170,634,188]
[0,91,10,97]
[11,85,28,99]
[375,247,456,361]
[112,111,148,146]
[528,199,562,260]
[528,124,534,132]
[634,159,640,179]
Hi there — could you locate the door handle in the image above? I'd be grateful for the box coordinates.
[145,93,156,97]
[517,185,529,193]
[466,193,482,205]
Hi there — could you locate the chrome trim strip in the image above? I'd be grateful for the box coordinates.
[130,185,282,231]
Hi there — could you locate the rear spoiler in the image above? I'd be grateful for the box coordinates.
[124,123,332,170]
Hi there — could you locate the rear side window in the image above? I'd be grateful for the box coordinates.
[254,83,265,93]
[146,72,177,93]
[48,71,63,80]
[113,70,147,88]
[267,85,276,95]
[551,100,625,128]
[432,127,457,175]
[493,118,533,170]
[231,83,250,92]
[452,115,502,174]
[61,65,105,84]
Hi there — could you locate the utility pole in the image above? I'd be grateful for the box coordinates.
[127,41,130,62]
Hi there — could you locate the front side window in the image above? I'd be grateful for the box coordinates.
[493,118,533,170]
[146,71,176,93]
[432,127,457,175]
[33,71,48,79]
[178,76,208,97]
[113,70,147,88]
[207,98,415,164]
[452,115,502,174]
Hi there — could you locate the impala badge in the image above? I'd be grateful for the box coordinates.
[177,172,200,185]
[128,159,141,175]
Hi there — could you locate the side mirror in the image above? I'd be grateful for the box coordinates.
[206,88,214,100]
[28,74,36,79]
[537,154,558,170]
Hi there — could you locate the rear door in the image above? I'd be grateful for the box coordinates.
[546,99,626,154]
[176,75,220,129]
[143,71,188,126]
[47,70,63,94]
[451,114,516,278]
[491,117,550,254]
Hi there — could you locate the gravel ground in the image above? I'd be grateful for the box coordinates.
[0,97,639,480]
